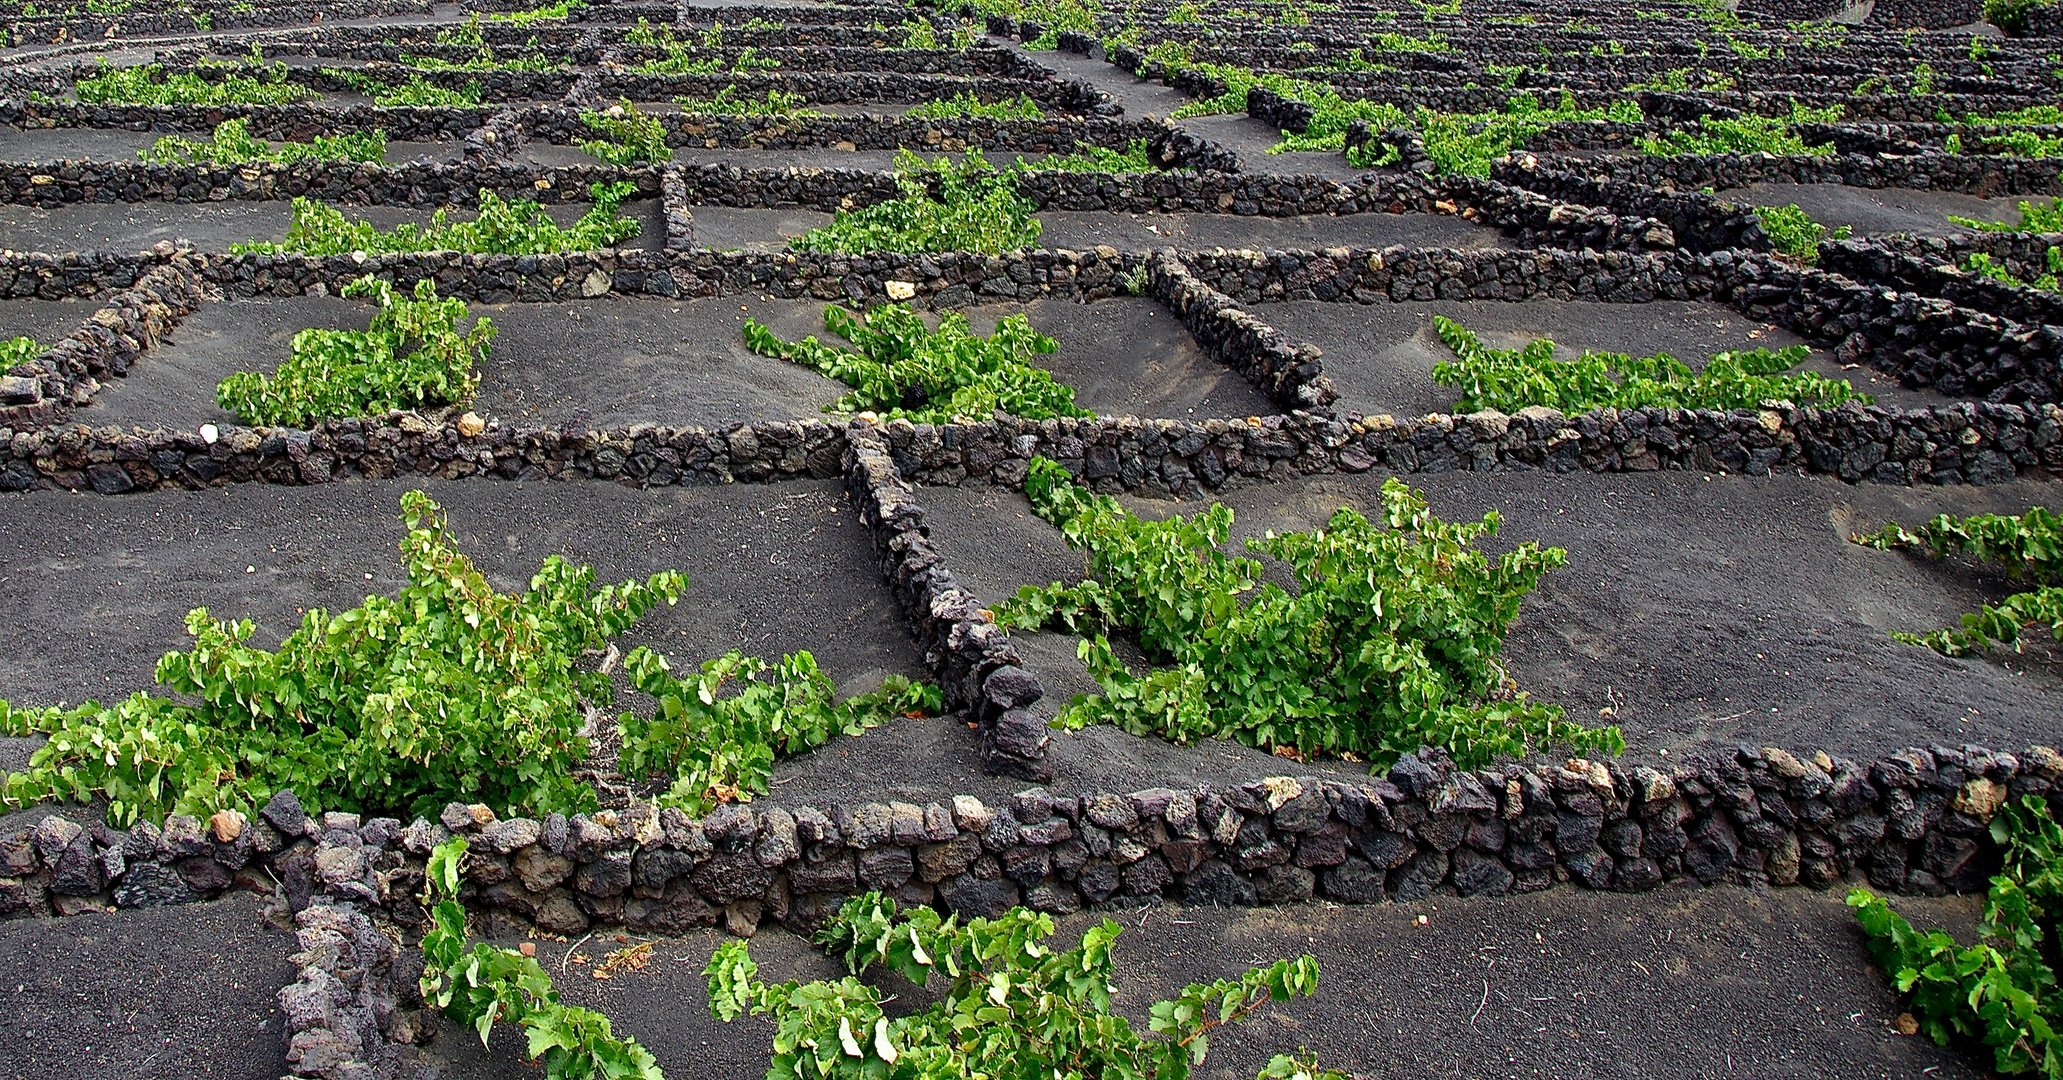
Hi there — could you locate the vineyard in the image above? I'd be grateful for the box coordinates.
[0,0,2060,1077]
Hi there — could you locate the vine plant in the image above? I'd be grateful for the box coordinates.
[421,836,663,1079]
[75,59,310,105]
[1430,316,1871,413]
[617,648,938,815]
[789,150,1042,254]
[743,303,1090,423]
[707,891,1345,1080]
[993,458,1621,770]
[230,182,642,256]
[139,119,387,167]
[1754,203,1851,263]
[0,336,44,373]
[578,99,670,166]
[215,278,493,427]
[1849,796,2059,1077]
[1964,247,2063,291]
[672,85,821,117]
[906,91,1045,120]
[0,492,686,825]
[1853,507,2063,655]
[333,70,486,107]
[0,495,935,825]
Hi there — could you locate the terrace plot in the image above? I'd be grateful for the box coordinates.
[0,124,465,166]
[0,195,666,254]
[419,886,1982,1080]
[1715,181,2039,237]
[0,477,921,716]
[1038,209,1503,251]
[73,291,1274,429]
[75,293,846,431]
[1252,297,1948,419]
[916,469,2063,790]
[0,894,293,1080]
[685,204,1504,252]
[523,143,1056,171]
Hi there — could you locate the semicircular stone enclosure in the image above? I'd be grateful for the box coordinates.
[0,0,2060,1077]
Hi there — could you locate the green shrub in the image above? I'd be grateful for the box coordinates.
[398,47,565,73]
[139,118,387,166]
[1853,507,2063,654]
[483,0,584,23]
[1754,203,1851,262]
[617,647,938,815]
[421,837,663,1079]
[0,492,687,824]
[672,84,820,117]
[1430,316,1871,412]
[333,71,485,107]
[906,91,1044,120]
[0,336,44,373]
[1963,247,2063,290]
[1033,138,1159,173]
[707,890,1343,1080]
[1984,0,2054,34]
[76,59,310,105]
[1638,103,1841,157]
[578,99,669,166]
[993,458,1620,770]
[789,150,1042,255]
[744,303,1090,422]
[230,182,642,256]
[214,278,492,427]
[1952,196,2063,232]
[1849,796,2059,1076]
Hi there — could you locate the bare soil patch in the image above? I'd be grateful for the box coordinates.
[0,894,293,1080]
[1716,182,2039,236]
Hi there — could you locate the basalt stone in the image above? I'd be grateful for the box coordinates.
[1564,847,1615,890]
[1271,787,1330,833]
[111,861,201,908]
[1320,856,1387,903]
[517,847,577,892]
[1450,848,1514,897]
[262,790,312,837]
[624,886,718,934]
[478,818,542,854]
[858,846,916,889]
[1120,853,1173,896]
[839,803,894,850]
[176,853,234,894]
[916,833,982,881]
[999,844,1052,886]
[1025,878,1083,914]
[1684,816,1740,884]
[575,851,633,898]
[692,853,774,903]
[788,853,857,894]
[1256,864,1316,905]
[1078,860,1122,902]
[1388,849,1448,901]
[1357,828,1418,869]
[1615,856,1665,891]
[1183,860,1259,906]
[1292,822,1349,868]
[939,872,1020,918]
